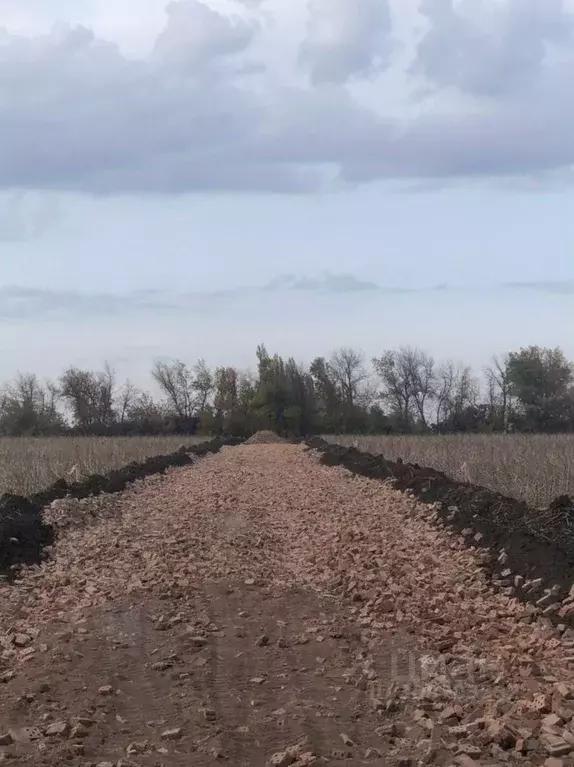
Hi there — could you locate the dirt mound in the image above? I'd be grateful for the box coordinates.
[244,430,285,445]
[306,436,574,624]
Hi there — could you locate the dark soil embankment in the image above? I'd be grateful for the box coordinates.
[0,494,55,578]
[307,437,574,621]
[0,436,243,579]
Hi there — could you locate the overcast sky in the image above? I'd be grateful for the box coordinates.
[1,0,573,387]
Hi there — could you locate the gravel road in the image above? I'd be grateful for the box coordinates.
[2,443,574,766]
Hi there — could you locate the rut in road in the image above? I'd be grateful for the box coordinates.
[1,443,574,767]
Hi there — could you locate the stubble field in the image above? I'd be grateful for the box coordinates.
[0,435,206,496]
[327,433,574,507]
[1,432,573,506]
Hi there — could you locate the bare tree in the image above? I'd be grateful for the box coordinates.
[151,359,195,420]
[372,350,411,428]
[116,380,139,425]
[0,372,63,435]
[451,364,479,420]
[329,347,369,408]
[125,391,165,433]
[434,361,479,431]
[192,359,214,416]
[435,360,456,427]
[373,347,435,430]
[59,364,116,431]
[484,354,512,432]
[406,348,435,427]
[151,359,214,421]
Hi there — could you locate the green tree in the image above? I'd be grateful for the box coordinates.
[310,356,343,432]
[506,346,574,431]
[253,345,290,433]
[284,358,316,436]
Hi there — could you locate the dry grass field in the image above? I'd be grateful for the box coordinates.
[327,433,574,508]
[2,433,573,507]
[0,435,206,496]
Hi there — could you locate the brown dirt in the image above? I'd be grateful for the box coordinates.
[2,444,574,766]
[307,438,574,620]
[0,437,242,579]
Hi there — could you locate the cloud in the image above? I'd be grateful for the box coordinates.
[414,0,574,98]
[0,192,62,240]
[265,272,381,293]
[4,275,573,321]
[299,0,393,83]
[1,0,574,193]
[504,279,574,295]
[0,274,393,320]
[152,0,258,68]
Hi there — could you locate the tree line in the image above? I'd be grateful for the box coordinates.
[1,344,573,437]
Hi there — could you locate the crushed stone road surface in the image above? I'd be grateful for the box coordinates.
[2,444,574,766]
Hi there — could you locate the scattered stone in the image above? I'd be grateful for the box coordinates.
[160,728,182,740]
[126,740,148,754]
[340,733,354,746]
[45,721,70,737]
[255,633,270,647]
[555,683,574,700]
[543,714,563,728]
[269,751,296,767]
[203,708,217,721]
[297,751,317,765]
[98,684,114,696]
[188,635,208,647]
[8,726,42,743]
[151,661,173,671]
[154,616,169,631]
[0,734,13,746]
[454,757,479,767]
[12,633,32,648]
[71,723,90,739]
[439,707,460,725]
[72,717,96,728]
[541,733,572,757]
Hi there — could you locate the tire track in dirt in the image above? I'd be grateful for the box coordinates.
[1,443,574,766]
